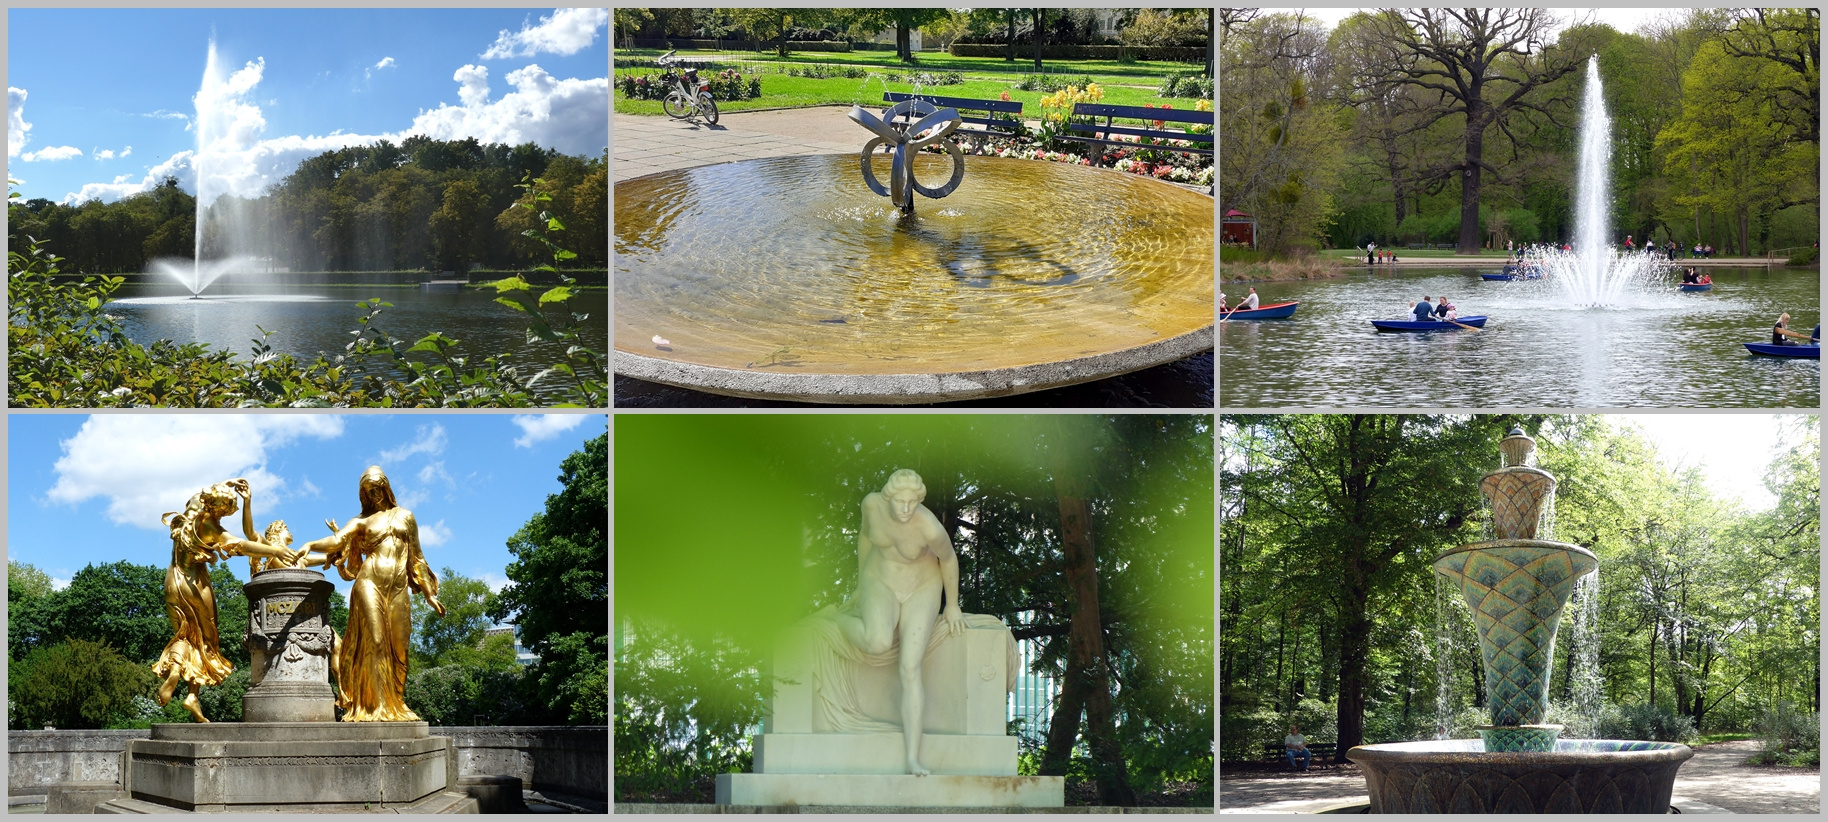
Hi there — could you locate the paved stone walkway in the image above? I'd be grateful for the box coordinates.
[1218,740,1819,814]
[613,109,855,182]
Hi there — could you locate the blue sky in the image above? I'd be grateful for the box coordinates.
[9,8,607,205]
[9,413,606,613]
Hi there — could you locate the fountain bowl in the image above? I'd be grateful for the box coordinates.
[614,153,1214,404]
[1347,738,1693,813]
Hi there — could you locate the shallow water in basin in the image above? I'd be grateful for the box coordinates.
[615,154,1214,374]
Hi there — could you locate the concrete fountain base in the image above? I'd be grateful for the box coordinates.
[1346,739,1693,813]
[614,327,1212,404]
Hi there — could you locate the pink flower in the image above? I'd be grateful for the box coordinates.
[999,91,1011,101]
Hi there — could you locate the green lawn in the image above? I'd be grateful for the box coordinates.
[615,71,1195,117]
[614,46,1205,84]
[1695,732,1758,744]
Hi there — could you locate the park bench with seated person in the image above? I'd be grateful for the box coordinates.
[881,92,1024,147]
[1262,741,1338,769]
[1058,102,1213,160]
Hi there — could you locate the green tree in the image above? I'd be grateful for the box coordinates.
[10,638,158,729]
[489,430,607,722]
[846,9,946,62]
[8,561,56,662]
[412,567,502,669]
[47,561,170,663]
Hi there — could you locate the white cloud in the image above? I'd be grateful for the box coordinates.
[409,64,608,157]
[143,109,190,122]
[121,145,132,158]
[417,460,456,489]
[9,87,30,158]
[419,519,454,547]
[62,51,605,205]
[22,145,81,162]
[375,56,396,70]
[47,415,346,528]
[299,477,321,499]
[50,576,70,592]
[477,572,510,594]
[482,8,608,59]
[380,424,448,463]
[511,414,587,448]
[93,146,129,161]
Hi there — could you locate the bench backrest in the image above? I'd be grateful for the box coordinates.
[1064,102,1212,153]
[883,92,1024,134]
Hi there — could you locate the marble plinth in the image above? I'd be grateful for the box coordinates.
[753,733,1016,775]
[766,622,1012,735]
[715,773,1065,808]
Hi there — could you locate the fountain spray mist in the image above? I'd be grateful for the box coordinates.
[149,35,258,298]
[1534,55,1663,307]
[192,37,223,291]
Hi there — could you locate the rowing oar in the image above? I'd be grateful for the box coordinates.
[1447,318,1481,332]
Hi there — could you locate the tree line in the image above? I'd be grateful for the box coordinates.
[7,136,607,276]
[615,415,1213,805]
[1220,415,1819,763]
[1221,8,1819,255]
[8,432,606,729]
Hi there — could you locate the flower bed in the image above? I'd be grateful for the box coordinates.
[616,69,762,102]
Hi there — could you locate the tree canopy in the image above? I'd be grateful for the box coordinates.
[7,138,607,275]
[1221,10,1820,255]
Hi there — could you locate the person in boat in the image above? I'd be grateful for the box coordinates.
[1435,296,1457,321]
[1239,287,1260,312]
[1681,268,1696,284]
[1219,292,1227,314]
[1772,313,1814,346]
[1411,296,1435,322]
[1698,272,1711,285]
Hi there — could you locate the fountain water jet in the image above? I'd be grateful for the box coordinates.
[1530,56,1665,308]
[1347,427,1693,813]
[153,36,255,298]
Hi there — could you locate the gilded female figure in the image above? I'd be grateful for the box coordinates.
[156,479,298,722]
[303,466,444,721]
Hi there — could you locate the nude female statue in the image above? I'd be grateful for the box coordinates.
[835,468,965,776]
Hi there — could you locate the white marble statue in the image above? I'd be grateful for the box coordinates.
[833,468,964,775]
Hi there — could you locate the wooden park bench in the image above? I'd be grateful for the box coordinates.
[1059,102,1214,159]
[882,92,1024,146]
[1261,742,1338,768]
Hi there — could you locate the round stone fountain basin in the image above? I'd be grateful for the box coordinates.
[1348,739,1693,813]
[614,154,1214,403]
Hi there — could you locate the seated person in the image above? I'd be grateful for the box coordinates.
[1681,268,1696,284]
[1435,298,1457,321]
[1773,312,1814,346]
[1698,273,1711,284]
[1284,725,1312,771]
[1239,288,1260,311]
[1411,297,1435,321]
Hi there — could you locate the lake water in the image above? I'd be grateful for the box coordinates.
[1220,266,1820,408]
[106,283,607,384]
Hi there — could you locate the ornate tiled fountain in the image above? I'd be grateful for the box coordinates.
[1346,429,1693,813]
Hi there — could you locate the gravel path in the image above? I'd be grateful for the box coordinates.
[1218,740,1819,814]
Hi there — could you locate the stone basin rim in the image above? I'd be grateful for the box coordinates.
[1434,538,1598,563]
[615,325,1213,404]
[1347,739,1694,766]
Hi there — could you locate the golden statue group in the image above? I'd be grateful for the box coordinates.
[155,467,445,723]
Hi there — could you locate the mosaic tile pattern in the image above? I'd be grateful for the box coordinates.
[1478,726,1560,753]
[1480,468,1554,540]
[1434,541,1598,728]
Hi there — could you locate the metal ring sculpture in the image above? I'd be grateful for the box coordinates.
[847,100,966,214]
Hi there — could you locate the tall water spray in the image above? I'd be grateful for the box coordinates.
[1537,55,1662,307]
[149,36,254,297]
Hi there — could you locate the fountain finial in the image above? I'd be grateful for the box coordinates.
[1499,427,1535,467]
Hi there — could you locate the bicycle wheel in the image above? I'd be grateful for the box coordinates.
[663,91,691,119]
[698,93,719,125]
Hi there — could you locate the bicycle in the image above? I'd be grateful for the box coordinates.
[656,50,718,125]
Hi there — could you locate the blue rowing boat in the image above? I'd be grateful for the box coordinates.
[1679,283,1712,292]
[1370,315,1489,332]
[1744,342,1820,358]
[1222,300,1299,319]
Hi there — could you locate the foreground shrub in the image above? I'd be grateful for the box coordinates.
[1748,701,1819,766]
[1596,702,1697,743]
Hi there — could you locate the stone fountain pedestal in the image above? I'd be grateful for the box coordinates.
[715,621,1063,808]
[91,569,476,814]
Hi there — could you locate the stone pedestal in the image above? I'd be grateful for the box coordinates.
[100,722,475,813]
[726,619,1063,807]
[241,569,336,723]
